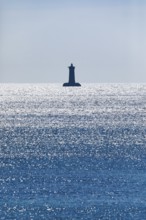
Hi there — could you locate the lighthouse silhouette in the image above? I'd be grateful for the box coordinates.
[63,64,81,87]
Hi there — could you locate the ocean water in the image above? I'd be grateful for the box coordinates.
[0,83,146,220]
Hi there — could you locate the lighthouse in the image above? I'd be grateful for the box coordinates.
[63,64,81,87]
[69,64,75,84]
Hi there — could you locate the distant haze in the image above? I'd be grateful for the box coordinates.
[1,0,146,83]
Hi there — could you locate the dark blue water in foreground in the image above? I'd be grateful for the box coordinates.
[0,84,146,219]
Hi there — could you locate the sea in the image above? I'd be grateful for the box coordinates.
[0,83,146,220]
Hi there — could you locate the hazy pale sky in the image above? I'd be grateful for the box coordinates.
[1,0,146,83]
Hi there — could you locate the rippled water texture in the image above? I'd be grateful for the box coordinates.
[0,84,146,219]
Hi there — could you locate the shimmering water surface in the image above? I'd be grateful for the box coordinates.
[0,84,146,219]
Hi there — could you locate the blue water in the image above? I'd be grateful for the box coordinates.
[0,84,146,219]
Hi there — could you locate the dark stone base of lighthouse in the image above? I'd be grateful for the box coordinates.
[63,64,81,87]
[63,82,81,87]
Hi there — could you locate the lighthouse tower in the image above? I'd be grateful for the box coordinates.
[69,64,75,84]
[63,64,81,87]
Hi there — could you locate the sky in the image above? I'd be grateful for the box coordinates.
[1,0,146,83]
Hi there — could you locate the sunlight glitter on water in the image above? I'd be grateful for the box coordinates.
[0,84,146,219]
